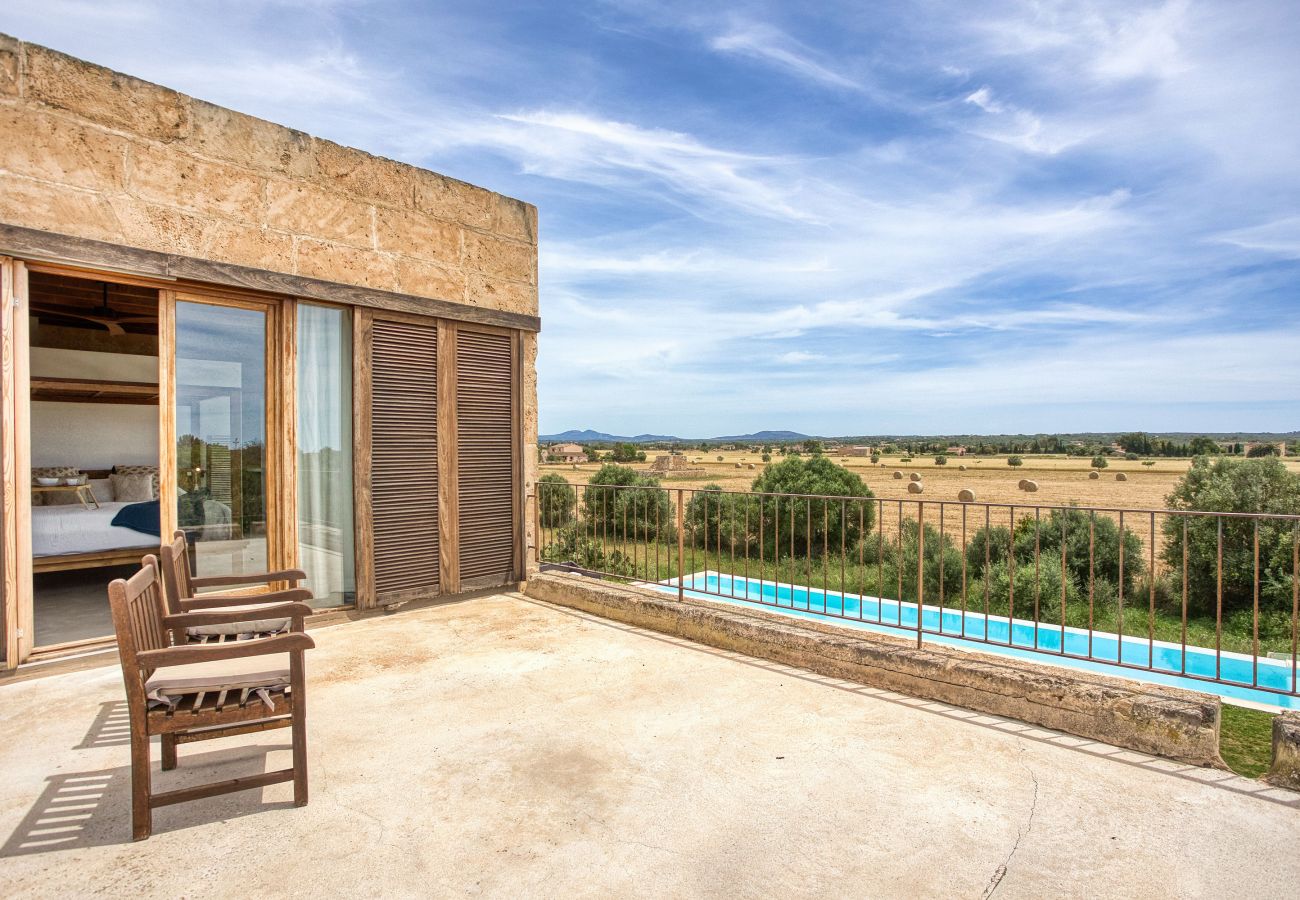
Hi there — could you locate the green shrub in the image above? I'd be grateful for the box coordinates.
[581,463,673,541]
[538,473,576,527]
[1142,460,1156,467]
[1091,455,1109,469]
[1007,456,1023,467]
[685,484,753,552]
[1124,452,1139,461]
[934,455,948,466]
[540,524,635,576]
[1162,457,1300,614]
[750,455,874,558]
[870,453,881,464]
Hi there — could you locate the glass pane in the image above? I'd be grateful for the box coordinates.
[296,304,354,606]
[175,302,268,579]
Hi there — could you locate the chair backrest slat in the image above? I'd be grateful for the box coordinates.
[158,531,194,613]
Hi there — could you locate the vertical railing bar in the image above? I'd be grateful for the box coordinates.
[655,488,660,584]
[939,503,946,634]
[789,500,795,610]
[1216,517,1223,680]
[840,498,846,615]
[1059,510,1067,655]
[984,505,992,639]
[877,499,884,625]
[1291,526,1298,694]
[1148,511,1155,671]
[676,489,684,601]
[961,503,968,639]
[897,502,905,627]
[807,498,813,612]
[743,493,749,598]
[1007,505,1016,647]
[1180,518,1188,676]
[857,501,865,621]
[916,500,925,647]
[1118,509,1125,666]
[1033,507,1041,650]
[1088,512,1096,660]
[1252,519,1260,688]
[823,500,829,613]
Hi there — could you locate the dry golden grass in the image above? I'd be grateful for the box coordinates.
[539,452,1300,558]
[539,452,1278,509]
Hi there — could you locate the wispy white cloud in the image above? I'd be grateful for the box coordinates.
[711,23,861,91]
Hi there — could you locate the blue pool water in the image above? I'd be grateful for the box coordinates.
[648,571,1299,711]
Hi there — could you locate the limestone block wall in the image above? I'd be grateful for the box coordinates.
[0,34,537,318]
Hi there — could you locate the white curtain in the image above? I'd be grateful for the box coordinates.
[296,304,354,605]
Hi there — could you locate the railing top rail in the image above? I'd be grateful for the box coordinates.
[565,481,1300,522]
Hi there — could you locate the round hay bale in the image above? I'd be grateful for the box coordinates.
[893,471,904,480]
[957,488,975,502]
[747,463,755,470]
[1022,480,1039,492]
[1089,471,1100,480]
[910,472,922,482]
[1116,472,1128,481]
[1017,478,1030,490]
[571,464,578,470]
[907,481,924,494]
[959,464,967,471]
[734,462,742,468]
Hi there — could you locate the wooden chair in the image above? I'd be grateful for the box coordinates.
[157,531,313,643]
[107,559,315,840]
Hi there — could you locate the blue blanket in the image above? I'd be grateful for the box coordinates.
[111,500,161,538]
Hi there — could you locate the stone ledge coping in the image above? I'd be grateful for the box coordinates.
[524,571,1225,768]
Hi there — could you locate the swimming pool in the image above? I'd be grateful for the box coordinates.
[648,571,1299,711]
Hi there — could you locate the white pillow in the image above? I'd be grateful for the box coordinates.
[88,477,114,503]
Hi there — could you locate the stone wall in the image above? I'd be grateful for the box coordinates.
[524,571,1226,767]
[0,34,536,317]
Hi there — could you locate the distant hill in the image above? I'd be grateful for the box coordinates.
[540,428,1299,445]
[713,430,811,442]
[540,428,810,444]
[540,429,684,443]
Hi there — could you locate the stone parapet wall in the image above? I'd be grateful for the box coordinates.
[524,571,1226,767]
[0,33,536,317]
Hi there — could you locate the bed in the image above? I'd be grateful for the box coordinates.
[32,501,158,573]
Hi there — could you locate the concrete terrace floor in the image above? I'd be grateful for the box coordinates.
[0,594,1297,899]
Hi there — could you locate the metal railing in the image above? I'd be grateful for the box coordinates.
[534,480,1300,703]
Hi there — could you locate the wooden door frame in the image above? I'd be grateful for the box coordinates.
[163,289,292,580]
[1,257,33,667]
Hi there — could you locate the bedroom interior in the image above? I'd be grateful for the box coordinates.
[29,270,161,646]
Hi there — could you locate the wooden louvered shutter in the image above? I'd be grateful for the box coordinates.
[369,317,440,601]
[456,328,517,587]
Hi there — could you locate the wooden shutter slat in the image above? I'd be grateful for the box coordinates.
[370,318,440,598]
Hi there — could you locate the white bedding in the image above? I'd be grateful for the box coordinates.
[32,501,156,557]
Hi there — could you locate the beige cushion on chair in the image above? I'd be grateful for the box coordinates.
[184,602,291,637]
[145,654,290,704]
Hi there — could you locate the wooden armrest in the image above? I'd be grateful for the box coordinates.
[189,569,307,589]
[138,632,315,668]
[163,602,312,629]
[178,588,312,611]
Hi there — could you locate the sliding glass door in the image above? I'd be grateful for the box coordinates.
[173,299,271,578]
[296,303,354,605]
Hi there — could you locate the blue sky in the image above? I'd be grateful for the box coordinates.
[7,1,1300,436]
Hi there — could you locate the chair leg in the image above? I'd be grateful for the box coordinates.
[291,705,308,807]
[161,733,178,771]
[130,725,152,840]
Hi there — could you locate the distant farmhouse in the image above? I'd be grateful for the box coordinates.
[549,443,585,464]
[838,446,875,457]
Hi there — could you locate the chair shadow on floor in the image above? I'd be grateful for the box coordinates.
[1,744,297,855]
[74,700,132,750]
